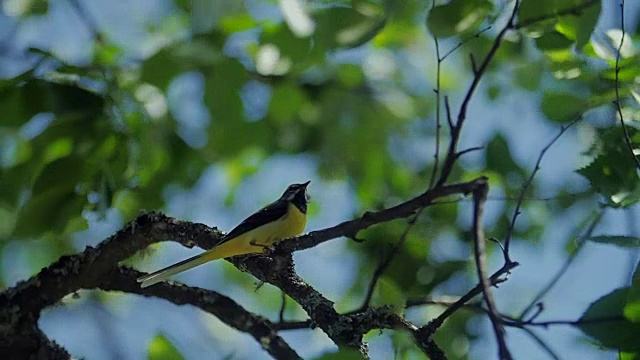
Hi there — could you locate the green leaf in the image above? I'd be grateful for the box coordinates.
[48,83,104,118]
[427,0,492,38]
[588,235,640,248]
[0,79,49,127]
[148,334,184,360]
[485,134,523,178]
[26,0,48,15]
[140,49,182,91]
[520,0,601,51]
[626,261,640,322]
[534,31,574,50]
[312,348,366,360]
[540,91,587,122]
[519,0,559,28]
[578,287,640,352]
[13,190,85,239]
[314,7,385,49]
[269,84,306,124]
[32,156,87,196]
[0,163,36,206]
[0,134,32,168]
[113,189,141,221]
[260,24,320,71]
[619,352,640,360]
[513,62,543,90]
[577,128,640,206]
[94,43,124,66]
[373,278,406,312]
[140,38,222,90]
[220,14,257,34]
[556,0,601,49]
[0,203,16,239]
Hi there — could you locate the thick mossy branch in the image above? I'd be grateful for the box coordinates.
[0,178,487,359]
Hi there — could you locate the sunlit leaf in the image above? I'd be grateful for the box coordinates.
[556,0,601,49]
[314,7,385,49]
[427,0,492,38]
[577,128,640,206]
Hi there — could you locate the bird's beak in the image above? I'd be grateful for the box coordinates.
[302,181,311,202]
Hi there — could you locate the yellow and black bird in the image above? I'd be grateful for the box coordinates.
[137,181,310,288]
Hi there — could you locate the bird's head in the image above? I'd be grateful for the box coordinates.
[281,181,310,212]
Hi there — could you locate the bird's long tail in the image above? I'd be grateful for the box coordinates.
[137,250,220,288]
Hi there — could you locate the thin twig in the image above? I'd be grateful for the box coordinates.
[456,146,484,158]
[429,0,443,189]
[441,26,492,61]
[504,117,582,259]
[425,260,519,331]
[430,23,491,189]
[613,0,640,171]
[504,313,628,328]
[357,213,421,311]
[444,96,454,129]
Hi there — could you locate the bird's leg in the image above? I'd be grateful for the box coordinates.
[250,239,274,256]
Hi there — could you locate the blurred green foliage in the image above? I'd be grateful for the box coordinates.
[1,0,639,358]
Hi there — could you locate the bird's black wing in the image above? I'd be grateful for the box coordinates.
[214,199,289,246]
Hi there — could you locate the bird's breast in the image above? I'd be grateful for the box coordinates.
[282,202,307,237]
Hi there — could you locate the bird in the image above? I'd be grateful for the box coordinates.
[137,181,310,288]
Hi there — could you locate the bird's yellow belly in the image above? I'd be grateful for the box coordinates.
[210,203,307,259]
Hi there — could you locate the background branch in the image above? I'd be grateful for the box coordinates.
[470,179,512,360]
[99,267,300,360]
[504,117,581,258]
[613,0,640,171]
[436,0,521,186]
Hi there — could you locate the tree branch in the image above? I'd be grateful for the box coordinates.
[0,177,488,359]
[276,178,483,253]
[420,260,519,332]
[97,266,301,360]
